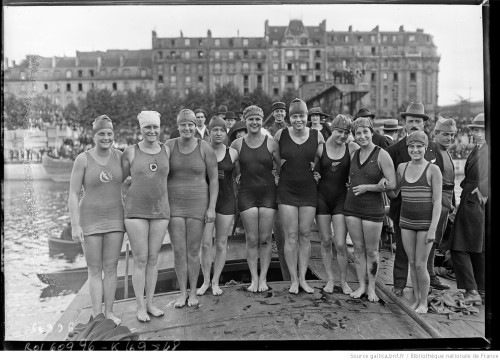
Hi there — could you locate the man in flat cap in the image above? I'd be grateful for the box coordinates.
[387,102,448,296]
[265,101,289,137]
[354,108,389,149]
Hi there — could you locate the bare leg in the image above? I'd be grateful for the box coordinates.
[168,217,188,308]
[345,216,367,299]
[257,207,277,292]
[212,214,233,295]
[297,206,316,294]
[198,222,215,296]
[186,218,205,306]
[317,215,335,293]
[332,214,352,294]
[82,234,104,317]
[102,232,124,325]
[145,219,169,315]
[125,219,151,321]
[279,205,300,294]
[362,220,383,302]
[401,229,419,309]
[240,208,260,292]
[415,231,433,313]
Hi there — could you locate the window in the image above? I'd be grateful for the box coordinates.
[78,83,83,91]
[257,75,262,84]
[273,50,279,58]
[383,99,388,107]
[112,83,117,91]
[198,38,203,46]
[198,51,204,58]
[170,65,177,73]
[383,72,388,80]
[243,39,248,46]
[78,70,83,77]
[89,70,94,77]
[213,39,220,47]
[66,83,71,92]
[198,64,203,72]
[371,73,376,82]
[273,63,279,71]
[384,85,388,94]
[382,35,387,42]
[410,72,416,81]
[287,63,293,71]
[141,69,147,77]
[185,76,191,85]
[301,75,307,83]
[371,47,376,55]
[315,75,321,82]
[358,36,363,42]
[409,84,417,99]
[185,51,190,59]
[393,35,397,42]
[124,69,130,76]
[409,35,415,42]
[185,39,190,46]
[300,63,307,70]
[243,50,248,58]
[244,88,249,94]
[90,83,94,89]
[257,63,262,70]
[66,70,72,78]
[229,39,233,47]
[44,84,48,90]
[55,83,60,92]
[171,75,177,84]
[111,69,118,76]
[158,75,164,83]
[315,50,321,58]
[213,51,219,59]
[257,51,262,58]
[185,64,191,73]
[299,49,308,58]
[243,63,249,71]
[214,63,221,72]
[171,51,177,58]
[158,51,163,59]
[315,63,321,70]
[273,88,279,95]
[273,76,279,83]
[344,35,349,42]
[198,76,203,83]
[370,35,376,42]
[171,40,176,46]
[214,75,221,86]
[273,40,279,46]
[287,75,293,83]
[393,72,399,81]
[229,51,234,60]
[285,50,294,58]
[243,75,249,84]
[393,86,399,99]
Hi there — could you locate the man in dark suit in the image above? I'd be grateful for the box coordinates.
[381,119,403,146]
[354,108,389,149]
[386,102,449,296]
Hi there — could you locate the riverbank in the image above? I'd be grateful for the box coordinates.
[3,159,467,181]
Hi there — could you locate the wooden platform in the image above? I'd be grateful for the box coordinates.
[45,230,485,342]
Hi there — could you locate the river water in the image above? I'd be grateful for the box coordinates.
[3,175,466,341]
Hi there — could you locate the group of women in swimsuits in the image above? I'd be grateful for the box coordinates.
[69,98,444,326]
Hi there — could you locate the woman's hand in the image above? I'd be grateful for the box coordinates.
[205,207,216,223]
[235,173,241,184]
[426,229,436,244]
[377,177,388,191]
[471,187,488,206]
[274,174,280,186]
[313,171,321,183]
[72,225,84,244]
[352,184,369,196]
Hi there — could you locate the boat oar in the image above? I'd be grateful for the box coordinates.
[124,242,130,299]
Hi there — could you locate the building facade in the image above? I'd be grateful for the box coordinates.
[4,19,440,117]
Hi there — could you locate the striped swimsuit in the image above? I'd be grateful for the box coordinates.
[399,162,433,231]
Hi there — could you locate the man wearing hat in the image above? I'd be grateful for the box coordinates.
[354,108,389,149]
[224,111,237,133]
[386,102,448,296]
[265,101,289,137]
[381,119,403,146]
[217,105,228,120]
[308,107,332,141]
[449,113,488,305]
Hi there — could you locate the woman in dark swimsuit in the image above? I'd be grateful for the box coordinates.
[198,116,239,296]
[274,99,324,294]
[231,105,281,292]
[316,114,359,294]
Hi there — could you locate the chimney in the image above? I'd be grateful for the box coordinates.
[75,55,79,67]
[207,29,212,38]
[348,25,352,32]
[120,55,124,67]
[399,25,404,32]
[97,56,102,70]
[52,56,56,68]
[372,25,379,32]
[12,60,16,67]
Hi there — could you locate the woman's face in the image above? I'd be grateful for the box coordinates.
[235,130,247,139]
[331,128,350,145]
[290,113,307,131]
[354,126,373,147]
[407,143,426,161]
[245,115,263,134]
[94,129,114,149]
[471,128,485,144]
[141,124,159,143]
[178,122,196,139]
[210,126,227,144]
[310,114,321,125]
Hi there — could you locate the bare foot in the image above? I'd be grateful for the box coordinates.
[137,308,150,322]
[299,280,314,294]
[106,312,121,326]
[187,292,199,307]
[323,280,335,293]
[197,282,210,296]
[341,282,353,295]
[212,284,223,296]
[258,278,269,292]
[350,287,366,299]
[247,281,259,293]
[289,281,299,294]
[415,304,428,314]
[146,303,164,317]
[367,288,379,302]
[174,293,188,308]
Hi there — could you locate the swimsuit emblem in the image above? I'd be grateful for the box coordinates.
[149,163,158,172]
[99,169,113,183]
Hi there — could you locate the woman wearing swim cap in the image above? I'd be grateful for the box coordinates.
[68,115,125,325]
[166,109,218,307]
[121,110,170,322]
[198,116,239,296]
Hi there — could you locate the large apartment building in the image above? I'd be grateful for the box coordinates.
[4,19,440,117]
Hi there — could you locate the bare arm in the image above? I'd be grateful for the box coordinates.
[378,149,397,191]
[268,137,281,184]
[203,142,219,223]
[387,163,404,199]
[274,128,283,142]
[427,164,443,243]
[68,153,86,243]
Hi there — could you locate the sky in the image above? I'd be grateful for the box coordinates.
[3,4,485,106]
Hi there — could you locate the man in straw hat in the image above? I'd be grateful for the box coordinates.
[386,102,449,296]
[448,113,488,305]
[381,119,403,146]
[354,108,389,149]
